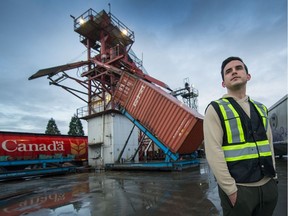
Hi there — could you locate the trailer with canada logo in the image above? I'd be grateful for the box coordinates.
[0,131,88,180]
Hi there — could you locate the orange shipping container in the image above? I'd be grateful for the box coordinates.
[114,72,204,154]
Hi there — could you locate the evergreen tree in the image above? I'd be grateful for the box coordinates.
[45,118,61,135]
[68,114,85,136]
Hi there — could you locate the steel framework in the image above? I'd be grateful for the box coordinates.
[29,8,170,120]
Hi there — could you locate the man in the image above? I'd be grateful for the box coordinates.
[204,57,278,216]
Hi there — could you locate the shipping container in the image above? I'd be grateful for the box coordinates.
[114,72,204,154]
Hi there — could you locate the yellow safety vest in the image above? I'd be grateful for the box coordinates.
[211,97,275,182]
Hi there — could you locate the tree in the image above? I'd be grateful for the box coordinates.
[45,118,61,135]
[68,114,85,136]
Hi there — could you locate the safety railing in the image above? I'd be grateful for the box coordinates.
[73,8,134,42]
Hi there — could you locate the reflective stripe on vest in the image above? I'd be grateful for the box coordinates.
[250,99,268,131]
[215,98,271,162]
[215,99,245,143]
[222,141,272,162]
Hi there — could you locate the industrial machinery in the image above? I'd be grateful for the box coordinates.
[0,131,88,180]
[29,7,203,170]
[172,78,199,110]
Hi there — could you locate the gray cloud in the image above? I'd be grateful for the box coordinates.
[0,0,286,134]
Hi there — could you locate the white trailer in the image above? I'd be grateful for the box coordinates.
[268,94,287,158]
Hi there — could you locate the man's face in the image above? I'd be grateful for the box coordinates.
[222,60,251,90]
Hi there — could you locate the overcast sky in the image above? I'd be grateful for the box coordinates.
[0,0,287,135]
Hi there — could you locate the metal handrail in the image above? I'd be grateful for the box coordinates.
[73,8,134,42]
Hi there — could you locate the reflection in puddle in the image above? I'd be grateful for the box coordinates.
[2,159,284,215]
[0,161,222,216]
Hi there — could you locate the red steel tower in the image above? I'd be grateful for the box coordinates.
[29,8,170,119]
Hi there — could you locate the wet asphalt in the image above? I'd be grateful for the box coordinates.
[0,158,286,216]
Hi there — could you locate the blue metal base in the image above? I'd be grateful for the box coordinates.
[0,158,76,181]
[0,158,74,167]
[116,108,200,171]
[0,167,76,181]
[105,159,199,171]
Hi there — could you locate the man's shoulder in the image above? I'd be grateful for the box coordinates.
[249,98,265,105]
[204,101,219,116]
[205,101,216,114]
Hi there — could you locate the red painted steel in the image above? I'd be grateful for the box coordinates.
[114,72,204,154]
[0,131,88,161]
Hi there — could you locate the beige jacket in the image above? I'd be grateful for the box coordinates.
[203,94,276,196]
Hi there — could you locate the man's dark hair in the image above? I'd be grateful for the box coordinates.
[221,56,249,81]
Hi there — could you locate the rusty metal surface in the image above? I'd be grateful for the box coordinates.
[0,158,286,216]
[28,61,89,80]
[114,72,204,154]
